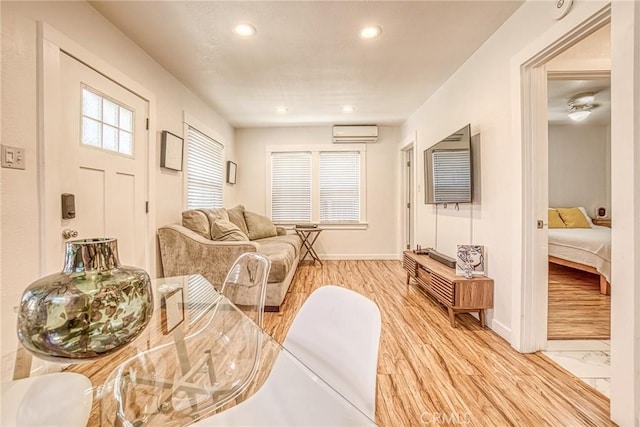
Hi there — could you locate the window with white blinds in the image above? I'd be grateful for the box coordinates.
[432,150,471,203]
[270,152,312,222]
[268,147,365,225]
[186,126,224,209]
[319,151,360,222]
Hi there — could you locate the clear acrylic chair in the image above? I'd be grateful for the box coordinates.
[102,254,271,426]
[165,253,271,416]
[219,252,271,328]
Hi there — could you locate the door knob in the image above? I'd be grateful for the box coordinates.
[62,229,78,239]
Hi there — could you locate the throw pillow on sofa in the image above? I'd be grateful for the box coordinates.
[227,205,250,236]
[244,210,277,240]
[199,207,229,225]
[182,210,210,239]
[210,219,249,241]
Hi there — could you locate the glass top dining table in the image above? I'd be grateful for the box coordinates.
[66,275,376,426]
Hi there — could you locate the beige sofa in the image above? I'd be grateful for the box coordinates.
[158,205,302,311]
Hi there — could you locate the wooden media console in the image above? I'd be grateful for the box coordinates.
[403,251,494,328]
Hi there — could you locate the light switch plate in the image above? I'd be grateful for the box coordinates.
[1,145,25,170]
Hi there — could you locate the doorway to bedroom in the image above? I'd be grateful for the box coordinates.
[542,23,611,398]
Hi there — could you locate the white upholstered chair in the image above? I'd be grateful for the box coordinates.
[1,371,93,427]
[193,285,382,426]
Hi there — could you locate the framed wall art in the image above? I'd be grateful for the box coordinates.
[227,161,237,184]
[161,130,184,171]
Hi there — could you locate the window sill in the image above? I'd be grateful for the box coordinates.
[278,222,369,231]
[319,222,368,230]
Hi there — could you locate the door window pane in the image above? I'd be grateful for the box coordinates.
[119,131,132,155]
[103,125,118,151]
[82,117,101,147]
[82,88,101,120]
[103,99,119,126]
[119,108,132,132]
[81,85,135,156]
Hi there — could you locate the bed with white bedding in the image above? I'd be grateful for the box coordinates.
[548,225,611,295]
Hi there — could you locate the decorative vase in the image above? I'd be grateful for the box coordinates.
[17,238,154,363]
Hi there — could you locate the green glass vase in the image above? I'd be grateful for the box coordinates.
[17,238,153,363]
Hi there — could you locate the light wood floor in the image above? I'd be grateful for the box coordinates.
[548,263,611,340]
[265,260,612,427]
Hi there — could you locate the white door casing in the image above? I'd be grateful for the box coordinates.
[510,3,610,353]
[38,23,157,276]
[405,147,414,250]
[55,53,148,268]
[400,136,416,255]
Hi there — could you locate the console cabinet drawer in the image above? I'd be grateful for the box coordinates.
[416,266,431,291]
[429,272,454,305]
[403,254,418,277]
[455,280,493,308]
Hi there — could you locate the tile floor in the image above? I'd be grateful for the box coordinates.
[542,340,611,398]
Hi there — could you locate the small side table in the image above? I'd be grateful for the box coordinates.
[295,227,323,265]
[593,218,611,228]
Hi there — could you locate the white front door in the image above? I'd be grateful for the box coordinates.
[44,53,149,271]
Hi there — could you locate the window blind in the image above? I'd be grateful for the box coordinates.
[187,275,220,325]
[186,126,223,209]
[432,150,471,203]
[319,151,360,222]
[271,152,312,222]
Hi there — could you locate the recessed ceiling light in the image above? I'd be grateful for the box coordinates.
[276,106,288,113]
[359,26,382,39]
[233,23,256,37]
[342,106,355,113]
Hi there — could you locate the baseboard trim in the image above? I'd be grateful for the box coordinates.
[489,318,511,342]
[317,254,402,261]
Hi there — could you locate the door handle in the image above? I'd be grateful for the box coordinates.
[62,229,78,239]
[537,220,546,229]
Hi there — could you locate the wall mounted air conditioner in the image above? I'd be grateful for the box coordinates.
[332,125,378,143]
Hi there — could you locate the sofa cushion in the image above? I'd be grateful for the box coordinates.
[199,208,229,225]
[244,210,277,240]
[257,234,302,257]
[210,219,249,241]
[259,241,296,283]
[227,205,250,236]
[182,210,210,239]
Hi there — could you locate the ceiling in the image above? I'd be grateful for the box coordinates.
[90,1,524,128]
[547,78,611,125]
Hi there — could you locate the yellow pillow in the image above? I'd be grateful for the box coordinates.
[557,207,592,228]
[548,209,566,228]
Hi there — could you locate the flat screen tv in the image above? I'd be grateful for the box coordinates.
[424,124,472,204]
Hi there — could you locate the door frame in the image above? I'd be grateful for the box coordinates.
[37,22,157,275]
[400,133,416,255]
[510,2,610,352]
[512,2,640,424]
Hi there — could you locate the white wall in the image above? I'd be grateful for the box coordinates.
[400,0,610,340]
[401,0,639,423]
[235,126,400,259]
[1,1,235,381]
[548,124,610,217]
[546,22,611,71]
